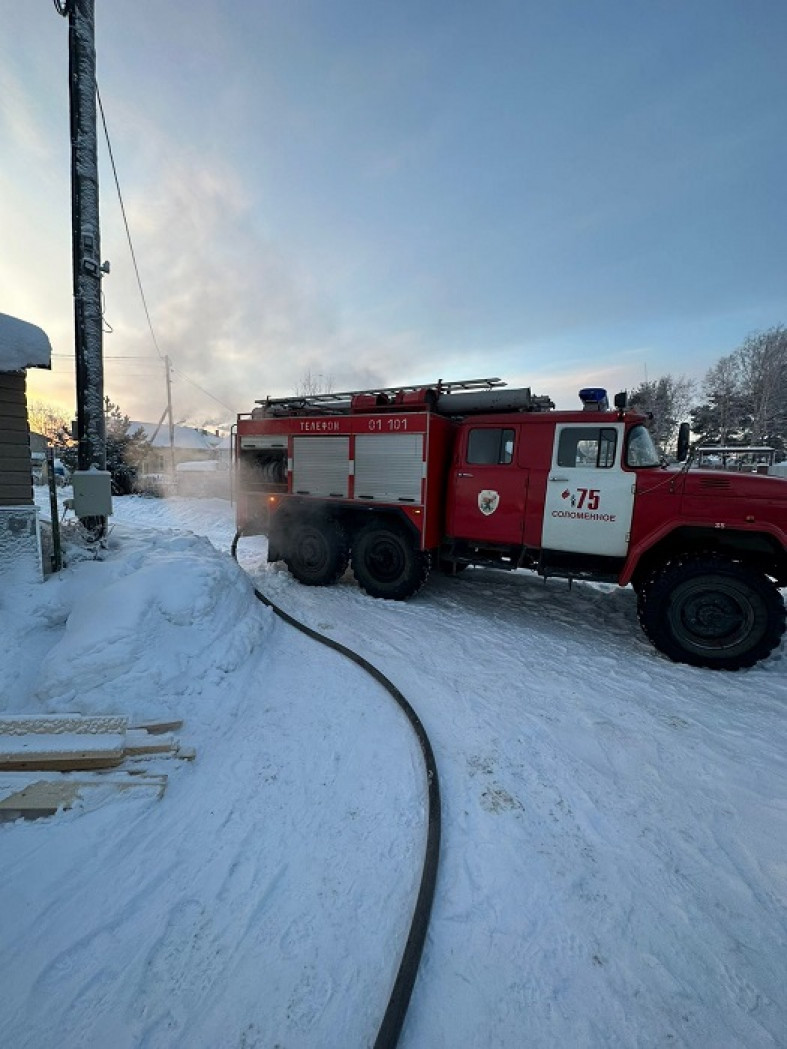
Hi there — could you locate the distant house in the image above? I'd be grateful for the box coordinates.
[134,422,232,498]
[0,313,52,581]
[133,422,228,473]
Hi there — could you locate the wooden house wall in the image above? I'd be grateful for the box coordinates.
[0,372,33,507]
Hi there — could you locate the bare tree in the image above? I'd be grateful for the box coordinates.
[737,326,787,448]
[691,327,787,456]
[28,401,71,443]
[295,369,334,397]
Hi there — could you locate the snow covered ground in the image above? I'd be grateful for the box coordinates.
[1,489,785,1049]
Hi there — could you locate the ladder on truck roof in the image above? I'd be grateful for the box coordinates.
[254,376,506,410]
[251,378,555,418]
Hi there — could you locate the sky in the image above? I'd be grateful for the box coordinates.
[1,488,785,1046]
[2,1,786,428]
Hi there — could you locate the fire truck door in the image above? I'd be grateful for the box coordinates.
[448,425,527,544]
[540,423,634,556]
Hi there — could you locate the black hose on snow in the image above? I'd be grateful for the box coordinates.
[230,531,440,1049]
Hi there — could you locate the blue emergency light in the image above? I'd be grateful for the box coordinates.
[579,387,609,411]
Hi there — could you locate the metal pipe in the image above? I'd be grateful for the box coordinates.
[435,388,535,415]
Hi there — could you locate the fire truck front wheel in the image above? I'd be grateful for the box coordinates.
[352,523,430,601]
[284,519,350,587]
[638,555,786,670]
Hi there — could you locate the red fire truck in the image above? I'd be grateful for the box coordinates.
[235,378,787,670]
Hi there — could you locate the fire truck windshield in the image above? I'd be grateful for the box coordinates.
[626,424,661,468]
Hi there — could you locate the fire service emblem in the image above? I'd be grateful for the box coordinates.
[478,489,500,516]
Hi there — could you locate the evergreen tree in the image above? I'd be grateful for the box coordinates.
[690,354,747,447]
[104,398,150,494]
[628,374,695,455]
[59,397,150,494]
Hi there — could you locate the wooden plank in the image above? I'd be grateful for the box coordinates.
[0,716,192,771]
[1,477,35,495]
[0,453,32,471]
[0,424,30,440]
[123,729,177,756]
[0,437,31,452]
[0,488,34,506]
[0,420,31,437]
[123,732,196,761]
[0,456,33,473]
[0,401,29,420]
[130,719,184,735]
[0,714,128,735]
[0,756,126,772]
[0,732,126,771]
[0,772,167,819]
[0,474,34,490]
[0,374,26,396]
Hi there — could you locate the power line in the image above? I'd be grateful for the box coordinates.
[171,364,236,414]
[96,85,237,417]
[96,83,165,362]
[53,354,236,414]
[52,353,156,360]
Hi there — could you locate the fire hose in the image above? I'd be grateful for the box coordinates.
[231,531,441,1049]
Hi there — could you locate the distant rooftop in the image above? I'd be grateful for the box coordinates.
[131,421,231,451]
[0,313,52,372]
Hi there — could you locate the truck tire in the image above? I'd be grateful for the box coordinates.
[638,555,786,670]
[352,523,430,600]
[284,519,349,587]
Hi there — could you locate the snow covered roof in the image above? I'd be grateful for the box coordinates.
[0,313,52,372]
[131,421,226,451]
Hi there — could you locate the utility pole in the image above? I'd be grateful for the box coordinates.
[145,361,176,483]
[60,0,108,473]
[56,0,113,534]
[165,355,176,479]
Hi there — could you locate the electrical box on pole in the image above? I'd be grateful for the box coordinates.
[72,467,114,518]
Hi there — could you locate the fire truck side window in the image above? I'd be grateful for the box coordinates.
[626,425,660,467]
[557,427,618,468]
[467,428,515,465]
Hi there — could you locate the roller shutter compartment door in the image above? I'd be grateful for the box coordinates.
[292,436,349,497]
[354,434,424,503]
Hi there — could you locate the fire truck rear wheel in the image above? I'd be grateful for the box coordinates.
[352,523,430,600]
[284,519,350,587]
[638,555,786,670]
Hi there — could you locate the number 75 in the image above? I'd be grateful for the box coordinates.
[577,488,600,510]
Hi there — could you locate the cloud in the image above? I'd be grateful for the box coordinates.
[0,68,56,162]
[92,149,368,421]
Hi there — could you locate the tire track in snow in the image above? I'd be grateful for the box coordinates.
[244,560,786,1048]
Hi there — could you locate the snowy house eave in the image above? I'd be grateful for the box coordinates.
[0,313,53,373]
